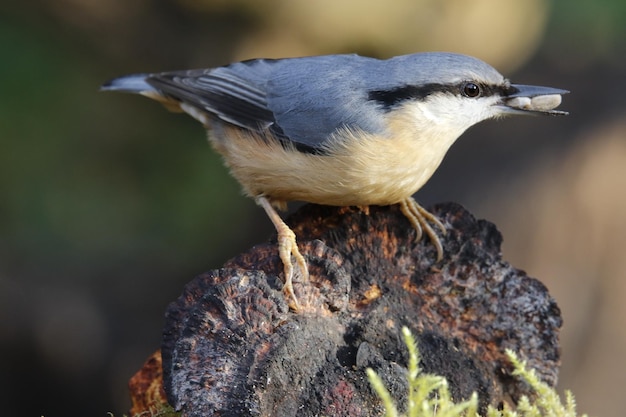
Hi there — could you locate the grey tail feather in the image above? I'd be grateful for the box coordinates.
[100,74,154,93]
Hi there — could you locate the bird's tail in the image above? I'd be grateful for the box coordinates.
[100,74,184,112]
[101,74,154,93]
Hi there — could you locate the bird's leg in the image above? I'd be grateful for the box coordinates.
[399,197,447,262]
[256,196,309,310]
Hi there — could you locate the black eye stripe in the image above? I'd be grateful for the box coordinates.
[368,82,512,110]
[474,83,513,98]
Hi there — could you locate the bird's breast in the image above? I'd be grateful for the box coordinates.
[209,120,457,207]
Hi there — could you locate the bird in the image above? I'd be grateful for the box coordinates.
[101,52,568,310]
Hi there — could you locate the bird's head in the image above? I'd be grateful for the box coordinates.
[369,52,568,139]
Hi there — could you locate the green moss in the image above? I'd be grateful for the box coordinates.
[367,327,589,417]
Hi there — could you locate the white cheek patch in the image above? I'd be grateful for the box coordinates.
[420,105,439,123]
[403,94,500,136]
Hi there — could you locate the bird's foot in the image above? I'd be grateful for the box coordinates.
[399,198,447,262]
[256,196,309,311]
[275,223,309,311]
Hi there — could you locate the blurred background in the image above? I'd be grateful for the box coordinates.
[0,0,624,416]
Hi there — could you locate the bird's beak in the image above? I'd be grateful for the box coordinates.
[501,84,569,116]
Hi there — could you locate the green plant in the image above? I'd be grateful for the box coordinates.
[367,327,588,417]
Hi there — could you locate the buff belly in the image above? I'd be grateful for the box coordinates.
[209,124,448,208]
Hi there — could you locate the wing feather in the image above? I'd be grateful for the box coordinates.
[142,55,388,150]
[146,66,276,131]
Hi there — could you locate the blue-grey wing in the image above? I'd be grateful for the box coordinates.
[264,55,389,148]
[145,59,278,132]
[145,55,388,150]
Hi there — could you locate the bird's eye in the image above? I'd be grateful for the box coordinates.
[462,82,481,98]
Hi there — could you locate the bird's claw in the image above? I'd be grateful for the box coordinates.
[399,198,447,262]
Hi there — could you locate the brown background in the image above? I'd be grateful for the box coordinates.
[0,1,624,416]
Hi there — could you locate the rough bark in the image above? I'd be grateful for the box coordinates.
[130,203,562,417]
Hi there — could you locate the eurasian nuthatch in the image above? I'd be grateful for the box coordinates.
[102,52,568,309]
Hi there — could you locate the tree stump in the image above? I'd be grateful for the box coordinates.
[130,203,562,417]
